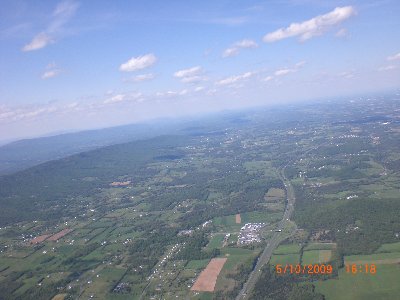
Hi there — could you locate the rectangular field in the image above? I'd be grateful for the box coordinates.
[235,214,241,224]
[302,250,332,264]
[191,258,227,292]
[47,229,72,241]
[270,254,300,265]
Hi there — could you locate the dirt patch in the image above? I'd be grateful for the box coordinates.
[29,234,51,245]
[191,258,227,292]
[345,258,400,265]
[48,229,72,241]
[51,294,67,300]
[110,180,131,186]
[235,214,241,224]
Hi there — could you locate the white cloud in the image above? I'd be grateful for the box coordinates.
[263,6,355,42]
[174,66,201,78]
[263,61,306,82]
[156,89,189,97]
[174,66,206,83]
[22,0,79,52]
[104,94,126,104]
[0,105,60,123]
[41,62,61,79]
[181,76,205,83]
[379,65,398,71]
[119,54,157,72]
[222,48,239,58]
[223,39,258,57]
[295,61,306,68]
[126,73,155,82]
[23,33,53,51]
[263,76,273,82]
[216,72,254,86]
[275,68,296,76]
[103,92,143,104]
[42,70,60,79]
[194,86,205,92]
[335,28,348,38]
[387,52,400,61]
[338,71,355,79]
[235,39,258,48]
[275,61,305,76]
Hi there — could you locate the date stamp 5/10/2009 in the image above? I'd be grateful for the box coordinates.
[275,264,377,275]
[275,264,334,275]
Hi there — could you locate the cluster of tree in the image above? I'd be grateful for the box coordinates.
[0,135,191,226]
[175,232,220,260]
[127,227,178,278]
[147,185,209,211]
[62,242,100,265]
[294,183,400,254]
[0,271,24,299]
[251,266,324,300]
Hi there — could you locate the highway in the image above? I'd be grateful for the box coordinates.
[235,166,296,300]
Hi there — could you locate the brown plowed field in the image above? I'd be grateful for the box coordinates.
[47,229,72,241]
[191,258,227,292]
[235,214,241,224]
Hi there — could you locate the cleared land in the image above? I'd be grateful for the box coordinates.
[235,214,241,224]
[191,258,227,292]
[47,229,72,241]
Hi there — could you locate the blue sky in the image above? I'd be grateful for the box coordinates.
[0,0,399,140]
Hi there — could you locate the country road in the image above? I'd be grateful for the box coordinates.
[235,165,296,300]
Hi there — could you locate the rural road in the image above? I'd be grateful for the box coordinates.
[235,165,296,300]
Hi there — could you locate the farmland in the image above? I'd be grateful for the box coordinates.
[315,242,400,300]
[0,96,400,299]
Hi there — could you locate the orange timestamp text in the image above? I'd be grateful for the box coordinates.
[275,264,333,275]
[345,263,377,274]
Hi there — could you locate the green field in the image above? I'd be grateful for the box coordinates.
[270,254,300,265]
[207,234,225,249]
[273,243,301,255]
[216,247,260,293]
[375,242,400,253]
[315,264,400,300]
[304,242,336,251]
[302,250,332,264]
[345,252,400,263]
[213,215,237,226]
[241,211,282,224]
[186,259,210,270]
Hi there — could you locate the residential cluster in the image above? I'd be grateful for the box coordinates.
[237,223,266,245]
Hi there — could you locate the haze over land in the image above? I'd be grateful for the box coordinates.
[1,0,400,141]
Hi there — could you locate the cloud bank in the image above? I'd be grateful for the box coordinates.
[263,6,355,42]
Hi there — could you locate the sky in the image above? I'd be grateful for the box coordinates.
[0,0,399,141]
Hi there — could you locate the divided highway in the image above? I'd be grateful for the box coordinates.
[236,166,296,300]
